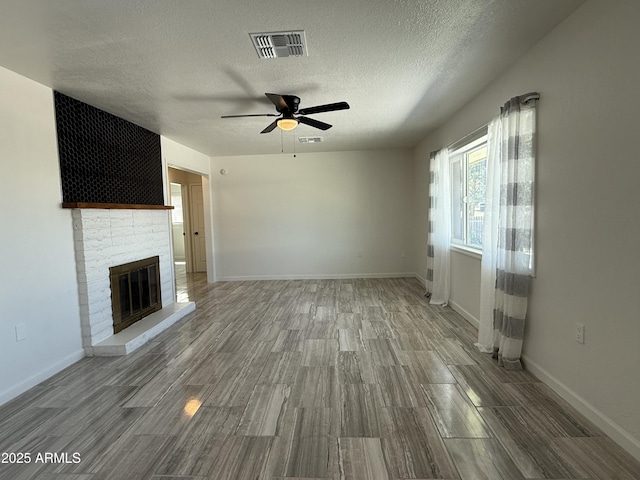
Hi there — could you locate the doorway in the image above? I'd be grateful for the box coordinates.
[168,167,207,274]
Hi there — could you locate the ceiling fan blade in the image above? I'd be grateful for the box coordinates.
[265,93,300,113]
[260,120,279,134]
[298,116,332,131]
[298,101,350,116]
[265,93,289,112]
[221,113,278,118]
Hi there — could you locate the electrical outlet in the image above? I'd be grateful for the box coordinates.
[401,249,406,258]
[575,323,585,344]
[15,323,27,342]
[358,250,363,257]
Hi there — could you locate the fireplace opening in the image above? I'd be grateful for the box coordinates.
[110,256,162,333]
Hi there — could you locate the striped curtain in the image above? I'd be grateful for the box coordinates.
[425,148,451,305]
[425,151,436,297]
[492,94,537,370]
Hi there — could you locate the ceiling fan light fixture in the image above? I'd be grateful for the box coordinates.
[277,118,299,131]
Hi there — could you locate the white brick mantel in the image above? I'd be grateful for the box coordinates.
[71,208,175,354]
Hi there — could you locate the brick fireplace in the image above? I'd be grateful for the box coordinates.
[71,207,180,355]
[55,93,195,356]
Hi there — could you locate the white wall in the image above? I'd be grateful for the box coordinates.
[449,250,481,327]
[413,0,640,458]
[212,149,414,280]
[162,137,211,177]
[0,66,84,404]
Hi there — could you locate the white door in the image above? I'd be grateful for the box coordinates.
[189,184,207,273]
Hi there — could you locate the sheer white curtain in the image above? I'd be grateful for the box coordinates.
[476,117,501,352]
[476,93,538,370]
[426,148,451,305]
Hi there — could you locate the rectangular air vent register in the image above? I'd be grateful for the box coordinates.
[250,31,308,58]
[299,136,323,143]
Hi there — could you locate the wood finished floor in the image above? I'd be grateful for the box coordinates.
[1,272,639,480]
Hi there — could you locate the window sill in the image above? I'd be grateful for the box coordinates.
[450,244,482,260]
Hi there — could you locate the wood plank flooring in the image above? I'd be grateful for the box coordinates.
[1,272,639,480]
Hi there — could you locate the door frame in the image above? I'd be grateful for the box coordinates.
[164,164,216,283]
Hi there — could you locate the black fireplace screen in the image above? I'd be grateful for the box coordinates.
[109,256,162,333]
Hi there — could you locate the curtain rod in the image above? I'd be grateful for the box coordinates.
[445,92,540,151]
[431,92,540,154]
[446,123,488,151]
[521,92,540,103]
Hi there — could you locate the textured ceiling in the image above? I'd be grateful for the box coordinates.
[0,0,585,156]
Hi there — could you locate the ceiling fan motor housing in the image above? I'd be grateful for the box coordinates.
[281,95,300,113]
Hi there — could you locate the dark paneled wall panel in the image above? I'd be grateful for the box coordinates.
[54,91,163,205]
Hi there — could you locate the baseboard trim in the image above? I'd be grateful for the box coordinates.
[216,272,417,281]
[448,299,480,328]
[523,354,640,461]
[413,272,427,285]
[0,349,86,407]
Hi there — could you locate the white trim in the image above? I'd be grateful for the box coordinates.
[523,354,640,462]
[449,299,480,328]
[413,272,427,285]
[451,244,482,260]
[0,349,85,407]
[216,272,417,282]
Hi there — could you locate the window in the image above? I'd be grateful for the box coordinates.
[170,183,184,223]
[450,135,487,251]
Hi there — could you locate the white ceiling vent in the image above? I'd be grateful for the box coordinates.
[298,136,323,143]
[250,31,307,59]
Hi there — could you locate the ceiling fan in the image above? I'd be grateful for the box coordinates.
[221,93,350,134]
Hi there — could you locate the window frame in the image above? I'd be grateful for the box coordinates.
[449,134,488,255]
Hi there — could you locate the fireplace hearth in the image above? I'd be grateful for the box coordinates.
[110,256,162,333]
